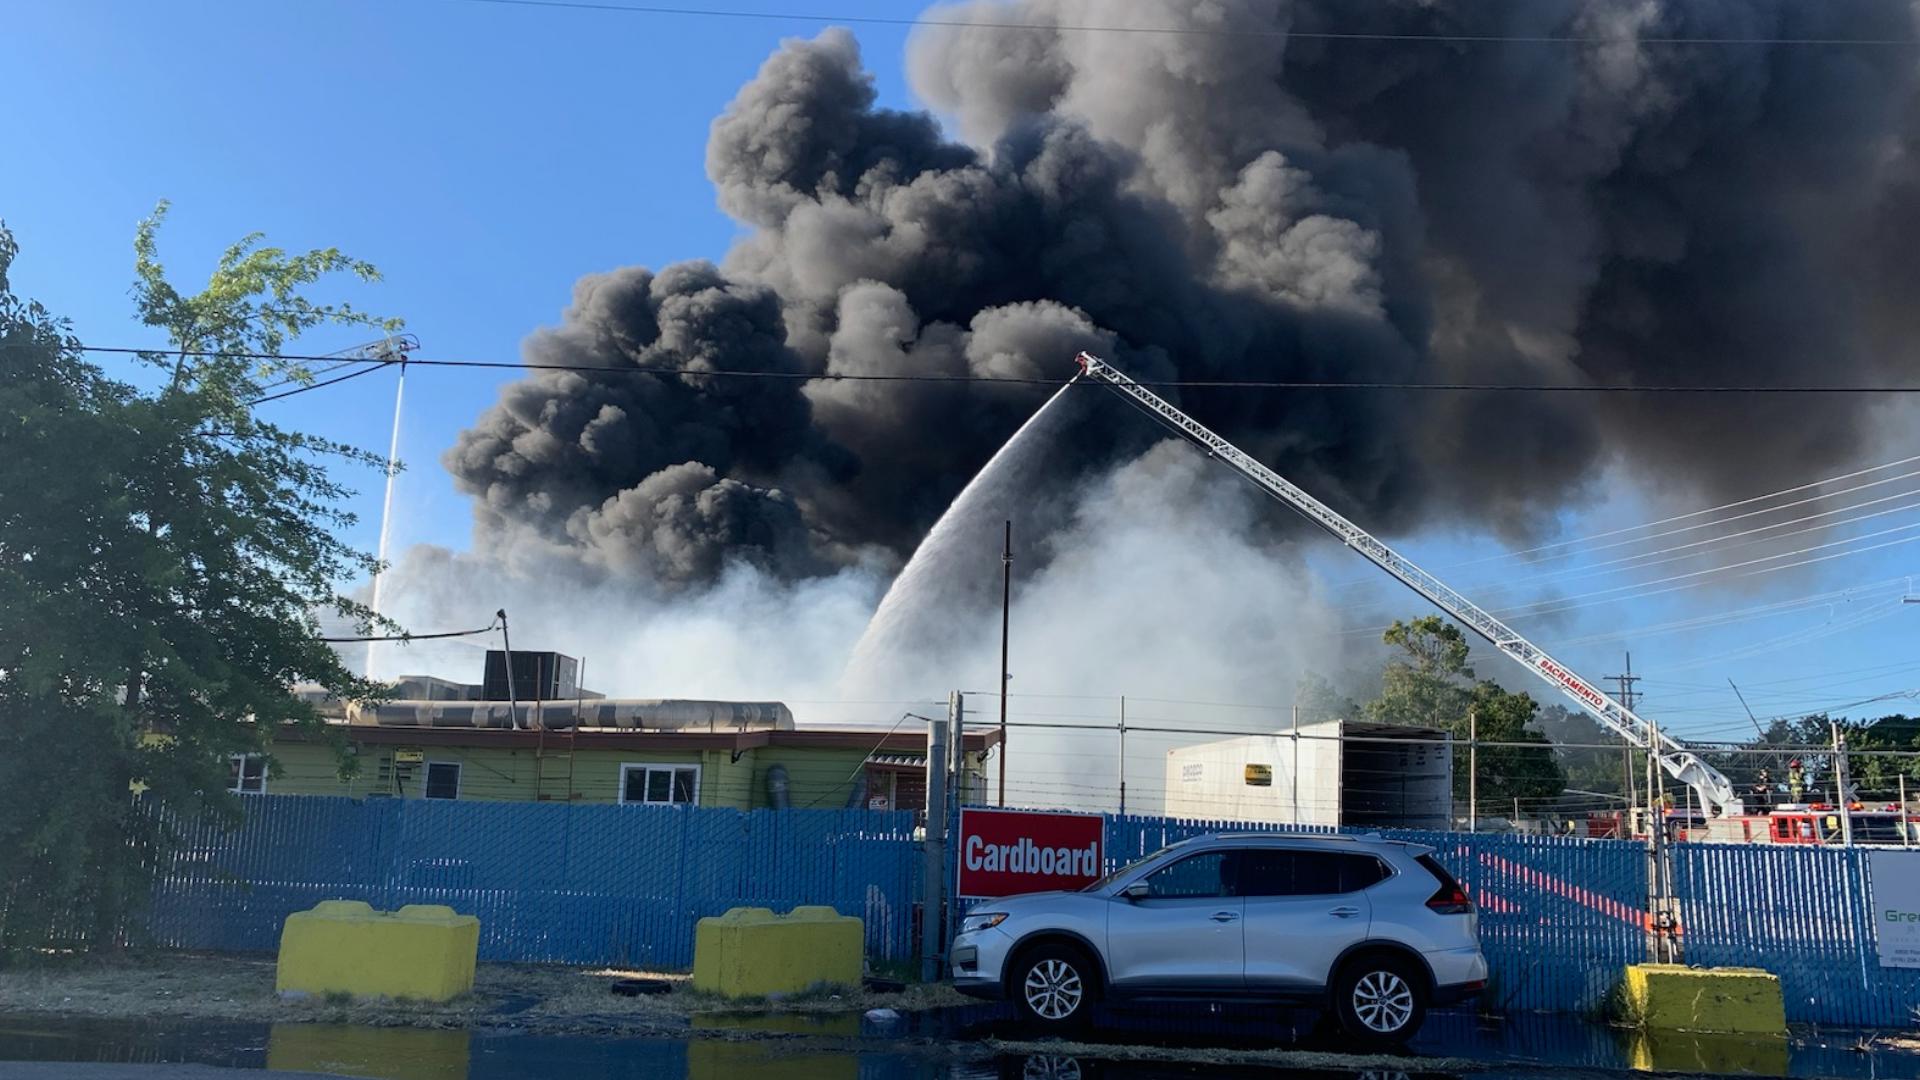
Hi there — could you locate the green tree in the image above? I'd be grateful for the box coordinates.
[1363,616,1565,814]
[1531,704,1630,801]
[0,207,401,953]
[1367,616,1473,730]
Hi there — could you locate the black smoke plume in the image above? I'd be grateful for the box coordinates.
[447,0,1920,589]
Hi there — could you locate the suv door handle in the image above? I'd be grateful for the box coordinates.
[1329,906,1362,918]
[1211,910,1240,923]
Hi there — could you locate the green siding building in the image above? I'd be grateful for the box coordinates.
[256,724,993,814]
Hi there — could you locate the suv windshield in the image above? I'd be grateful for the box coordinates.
[1081,844,1181,891]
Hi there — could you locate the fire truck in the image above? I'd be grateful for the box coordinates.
[1586,804,1918,845]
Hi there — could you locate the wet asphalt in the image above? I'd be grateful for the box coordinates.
[0,1003,1915,1080]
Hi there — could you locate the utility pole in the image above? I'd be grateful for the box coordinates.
[998,521,1011,807]
[497,608,519,731]
[921,708,949,982]
[1610,654,1641,819]
[1117,696,1128,816]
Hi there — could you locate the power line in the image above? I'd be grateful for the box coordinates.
[1504,520,1920,618]
[41,343,1920,393]
[1339,532,1920,638]
[1545,575,1913,649]
[1450,488,1920,602]
[1403,452,1920,576]
[453,0,1920,47]
[1335,460,1920,602]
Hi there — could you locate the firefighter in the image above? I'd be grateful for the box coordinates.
[1752,768,1772,810]
[1788,759,1805,802]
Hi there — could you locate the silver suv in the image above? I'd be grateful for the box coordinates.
[949,833,1487,1040]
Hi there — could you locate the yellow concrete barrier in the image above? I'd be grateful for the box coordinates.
[1622,963,1788,1035]
[692,905,862,999]
[268,1023,471,1080]
[276,900,479,1003]
[1626,1029,1790,1076]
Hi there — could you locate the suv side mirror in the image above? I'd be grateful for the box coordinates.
[1122,882,1151,901]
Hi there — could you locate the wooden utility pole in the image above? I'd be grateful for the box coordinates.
[1611,654,1641,816]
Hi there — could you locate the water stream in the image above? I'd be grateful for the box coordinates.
[838,379,1082,699]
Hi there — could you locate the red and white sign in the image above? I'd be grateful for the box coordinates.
[957,807,1104,899]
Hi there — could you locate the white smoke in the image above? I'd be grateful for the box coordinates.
[367,436,1341,815]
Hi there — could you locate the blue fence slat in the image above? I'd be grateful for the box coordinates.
[147,795,921,971]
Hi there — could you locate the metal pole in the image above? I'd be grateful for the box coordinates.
[1117,696,1127,816]
[1901,773,1912,848]
[999,520,1011,807]
[1647,714,1673,964]
[1468,705,1478,833]
[1833,721,1855,848]
[921,710,949,983]
[497,608,519,731]
[1291,704,1300,824]
[951,691,967,815]
[571,656,584,803]
[948,691,967,950]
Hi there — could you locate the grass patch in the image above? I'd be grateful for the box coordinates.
[1595,978,1643,1027]
[323,990,354,1007]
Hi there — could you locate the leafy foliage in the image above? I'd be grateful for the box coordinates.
[0,209,400,953]
[1312,615,1567,814]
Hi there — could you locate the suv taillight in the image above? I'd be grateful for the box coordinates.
[1417,854,1474,915]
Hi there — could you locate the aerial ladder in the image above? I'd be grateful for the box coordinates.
[1073,352,1743,817]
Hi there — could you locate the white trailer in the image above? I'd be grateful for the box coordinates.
[1164,720,1452,829]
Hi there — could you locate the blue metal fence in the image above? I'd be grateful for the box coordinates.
[149,796,1920,1025]
[1670,843,1920,1026]
[148,795,920,969]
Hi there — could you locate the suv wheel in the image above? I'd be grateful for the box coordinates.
[1012,943,1097,1030]
[1333,956,1426,1040]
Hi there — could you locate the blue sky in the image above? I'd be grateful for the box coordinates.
[6,0,1920,742]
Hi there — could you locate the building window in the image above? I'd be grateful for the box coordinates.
[620,763,699,805]
[228,754,267,794]
[424,761,461,801]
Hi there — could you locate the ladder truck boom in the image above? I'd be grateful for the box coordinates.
[1073,352,1742,816]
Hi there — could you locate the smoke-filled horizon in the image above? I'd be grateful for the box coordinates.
[442,0,1920,597]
